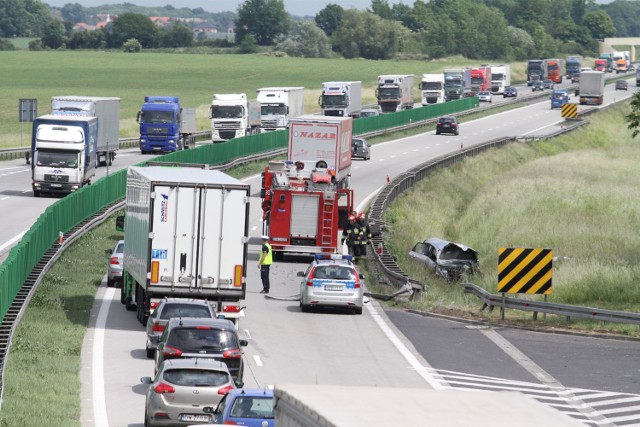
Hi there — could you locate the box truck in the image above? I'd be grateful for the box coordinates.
[120,166,250,326]
[50,96,120,166]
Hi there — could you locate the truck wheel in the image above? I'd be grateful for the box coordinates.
[274,251,284,261]
[108,153,114,166]
[125,297,136,311]
[33,190,40,198]
[120,286,126,304]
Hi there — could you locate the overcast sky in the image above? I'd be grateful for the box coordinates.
[43,1,406,17]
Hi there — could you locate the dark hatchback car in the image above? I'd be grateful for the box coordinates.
[531,80,544,91]
[435,116,459,135]
[503,86,518,98]
[351,137,371,160]
[615,80,628,90]
[145,298,217,358]
[409,237,479,281]
[154,317,248,380]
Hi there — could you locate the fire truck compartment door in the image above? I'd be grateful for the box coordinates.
[291,194,319,237]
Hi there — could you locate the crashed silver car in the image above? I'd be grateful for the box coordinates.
[409,237,479,281]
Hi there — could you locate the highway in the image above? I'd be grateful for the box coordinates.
[1,79,639,426]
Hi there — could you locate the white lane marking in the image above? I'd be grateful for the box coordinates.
[355,196,443,390]
[478,328,613,426]
[253,355,263,367]
[0,230,27,253]
[1,197,9,201]
[93,287,115,427]
[365,303,444,390]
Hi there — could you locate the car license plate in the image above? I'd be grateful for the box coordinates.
[443,124,450,128]
[50,183,62,188]
[324,285,342,291]
[179,414,209,422]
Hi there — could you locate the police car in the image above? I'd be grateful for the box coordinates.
[297,254,364,315]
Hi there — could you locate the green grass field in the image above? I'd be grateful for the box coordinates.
[0,50,529,149]
[384,102,640,335]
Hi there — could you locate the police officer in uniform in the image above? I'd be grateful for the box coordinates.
[258,235,272,293]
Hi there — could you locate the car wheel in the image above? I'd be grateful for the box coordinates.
[300,298,309,313]
[145,408,151,427]
[436,131,440,135]
[107,277,114,287]
[146,346,155,359]
[354,307,363,315]
[455,131,459,136]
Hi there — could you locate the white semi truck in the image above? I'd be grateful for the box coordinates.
[50,96,120,166]
[209,93,261,142]
[376,74,414,113]
[420,74,445,105]
[120,166,250,326]
[490,64,511,94]
[318,81,362,118]
[256,87,305,132]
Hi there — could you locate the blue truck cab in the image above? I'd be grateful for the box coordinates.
[137,96,182,153]
[551,89,569,109]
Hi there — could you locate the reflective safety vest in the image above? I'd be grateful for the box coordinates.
[262,242,273,265]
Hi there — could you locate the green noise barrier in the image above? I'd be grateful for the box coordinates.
[0,98,476,321]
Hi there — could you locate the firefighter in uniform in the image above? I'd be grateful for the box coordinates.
[357,212,372,259]
[341,215,360,257]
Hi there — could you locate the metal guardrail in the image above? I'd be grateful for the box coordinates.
[463,283,640,325]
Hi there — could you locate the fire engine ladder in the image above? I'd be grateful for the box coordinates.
[320,191,335,245]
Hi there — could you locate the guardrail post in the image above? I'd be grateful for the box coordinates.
[501,293,505,320]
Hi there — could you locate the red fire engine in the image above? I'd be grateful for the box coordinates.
[261,160,354,260]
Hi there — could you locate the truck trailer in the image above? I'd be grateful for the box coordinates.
[31,115,97,197]
[490,65,510,94]
[50,96,120,166]
[376,75,414,112]
[209,93,261,142]
[120,166,250,325]
[579,71,605,105]
[137,96,197,153]
[420,73,445,105]
[319,81,362,118]
[256,87,305,132]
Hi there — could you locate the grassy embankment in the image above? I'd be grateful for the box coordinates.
[0,50,527,149]
[380,101,640,336]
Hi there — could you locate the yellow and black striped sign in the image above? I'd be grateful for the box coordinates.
[498,248,553,294]
[561,103,578,118]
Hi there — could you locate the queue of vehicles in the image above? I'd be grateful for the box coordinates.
[89,56,637,425]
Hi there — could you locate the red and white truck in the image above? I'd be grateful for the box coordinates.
[260,115,355,260]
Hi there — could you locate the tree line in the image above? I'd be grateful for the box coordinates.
[0,0,636,61]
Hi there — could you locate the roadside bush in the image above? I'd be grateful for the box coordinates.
[28,39,43,51]
[0,38,15,50]
[122,38,141,53]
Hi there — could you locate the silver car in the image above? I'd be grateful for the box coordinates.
[409,237,479,281]
[145,298,216,358]
[106,239,124,287]
[359,108,380,118]
[298,254,364,314]
[142,358,242,427]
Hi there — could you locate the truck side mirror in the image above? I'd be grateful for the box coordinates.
[318,95,322,106]
[116,215,125,232]
[208,106,213,119]
[136,111,141,123]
